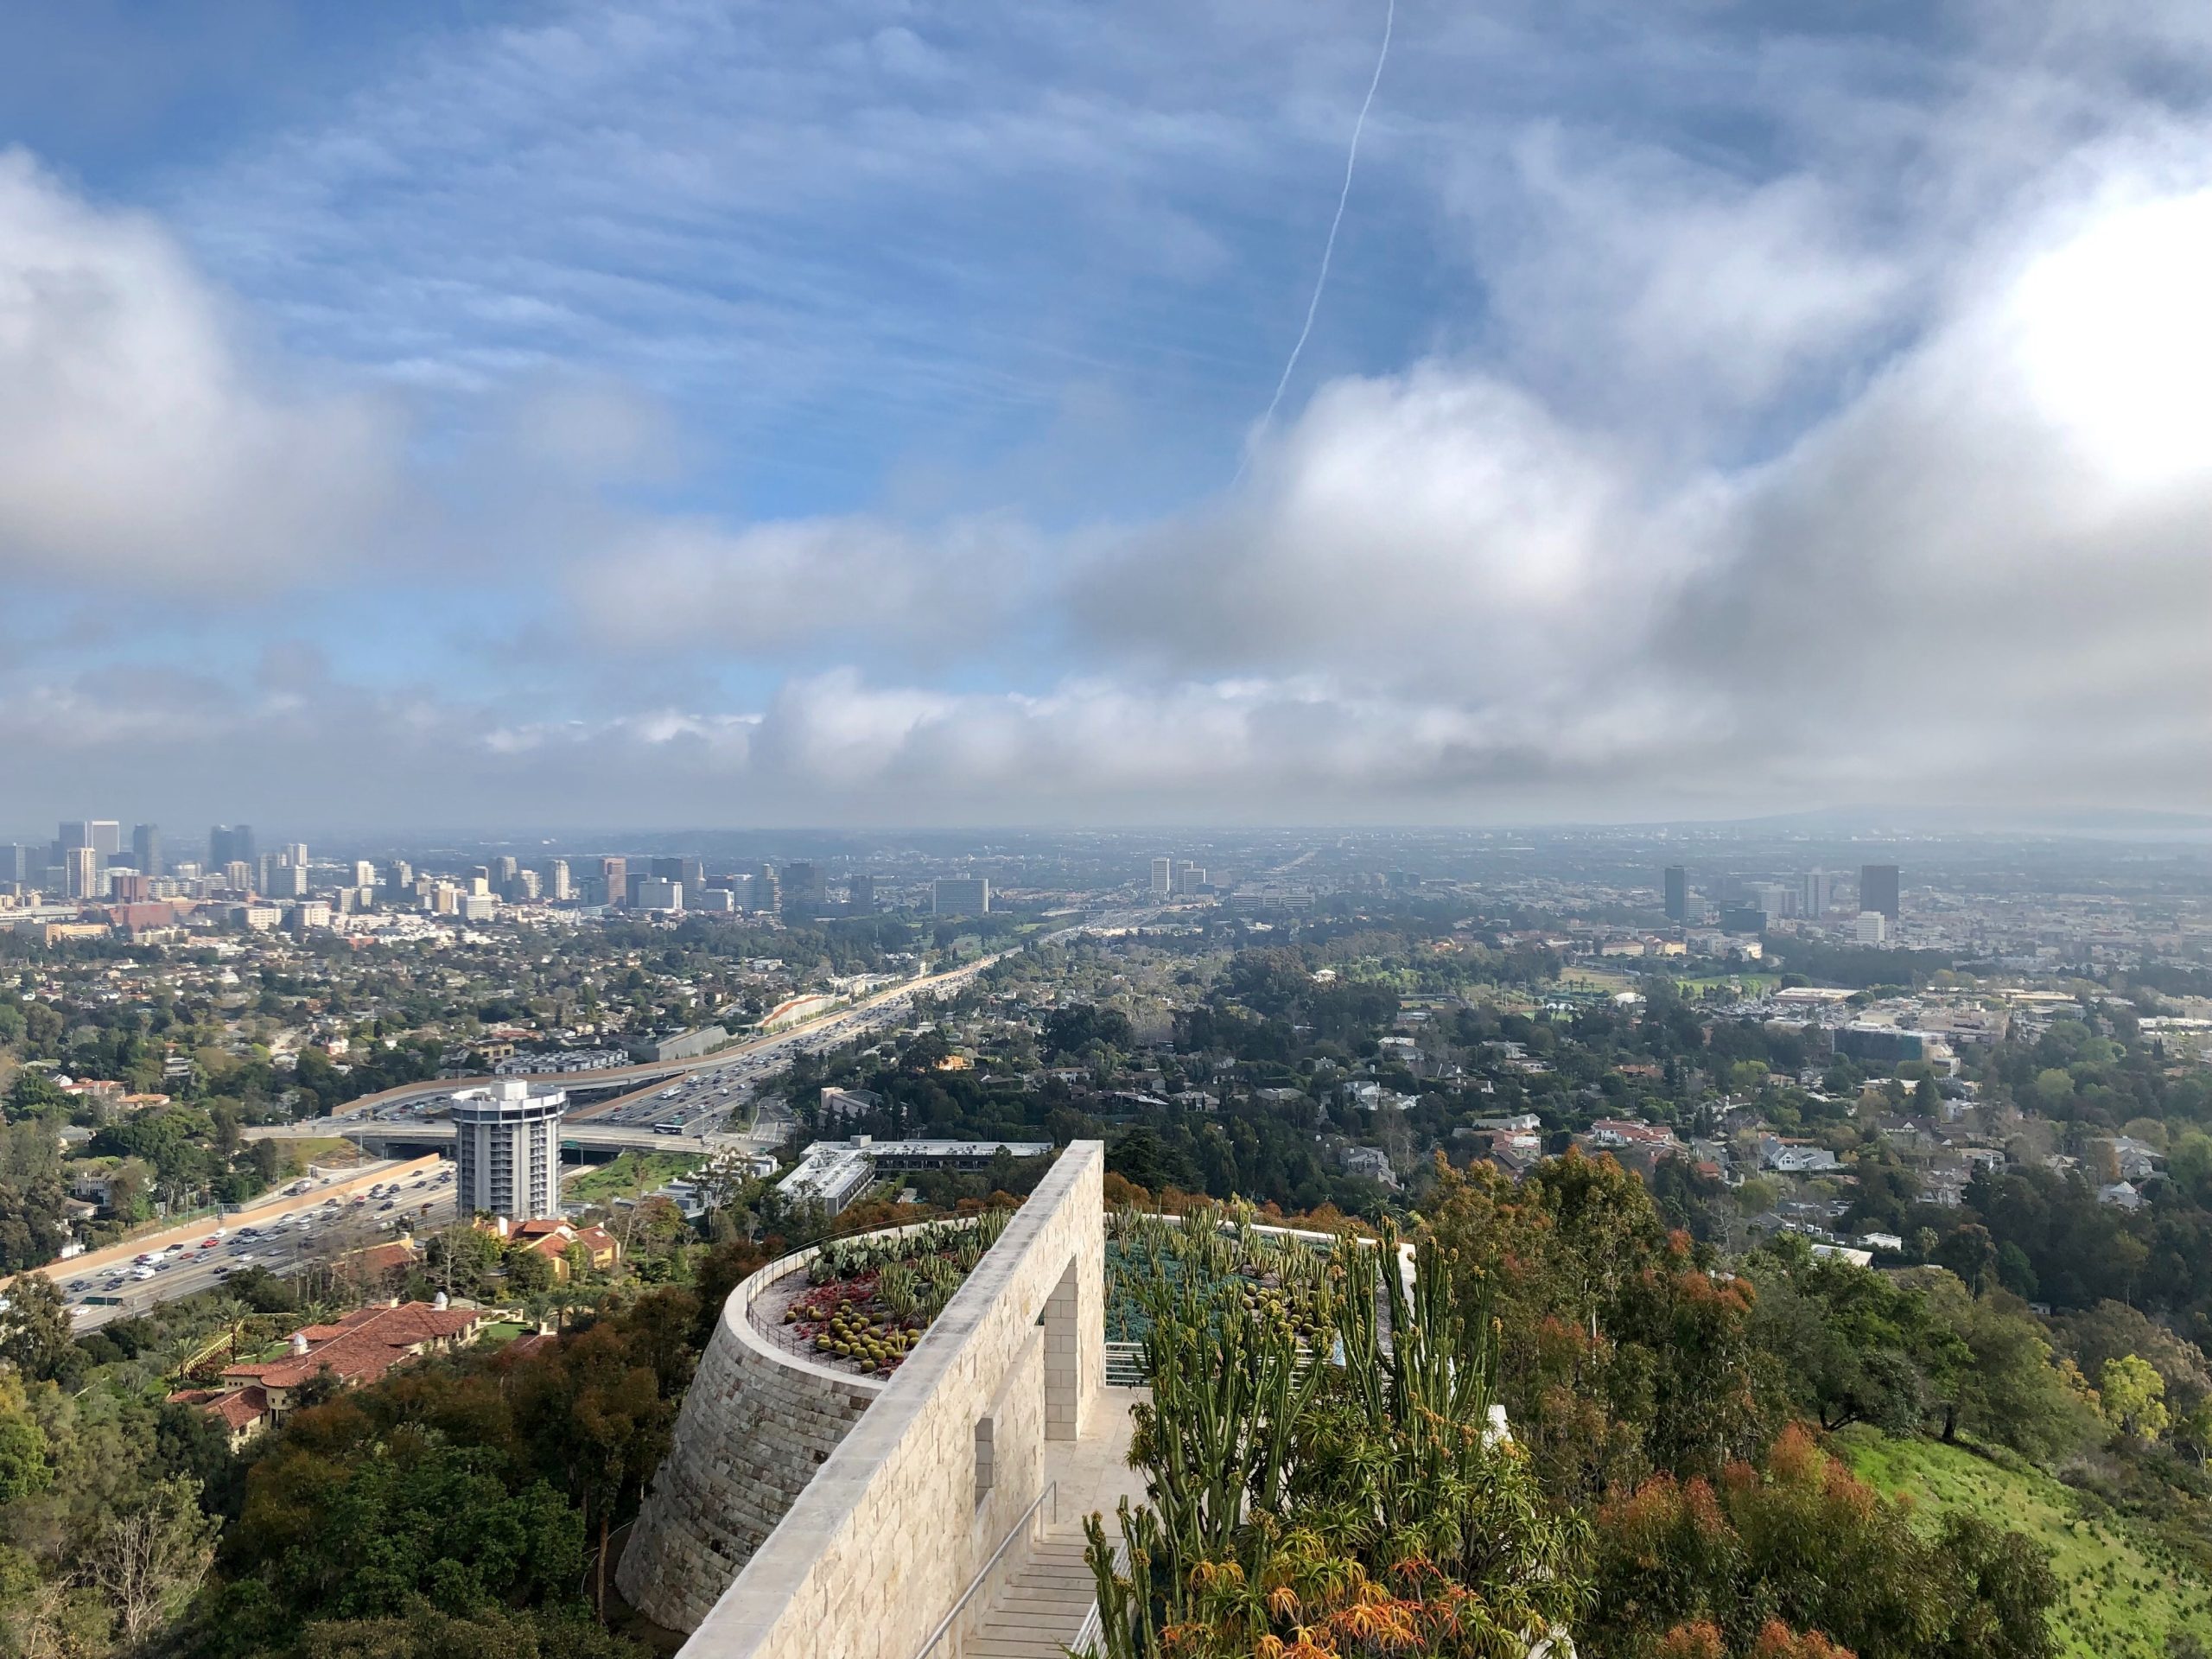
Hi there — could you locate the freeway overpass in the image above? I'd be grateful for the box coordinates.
[247,1118,718,1160]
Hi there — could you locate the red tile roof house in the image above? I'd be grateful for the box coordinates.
[171,1300,484,1441]
[479,1216,623,1281]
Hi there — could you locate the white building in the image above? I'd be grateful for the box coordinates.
[1854,911,1888,944]
[636,878,683,910]
[452,1077,567,1222]
[931,876,990,916]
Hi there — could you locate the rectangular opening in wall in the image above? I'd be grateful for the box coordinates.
[974,1415,995,1510]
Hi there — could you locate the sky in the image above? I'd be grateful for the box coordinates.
[4,0,2212,833]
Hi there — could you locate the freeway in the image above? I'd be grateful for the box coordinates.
[259,931,1053,1150]
[40,1155,457,1332]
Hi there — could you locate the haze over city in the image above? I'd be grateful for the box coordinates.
[6,1,2212,827]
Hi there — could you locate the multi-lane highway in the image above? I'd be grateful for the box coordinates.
[41,1155,456,1331]
[96,910,1152,1327]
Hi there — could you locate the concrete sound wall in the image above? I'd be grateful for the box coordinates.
[617,1246,885,1631]
[678,1141,1104,1659]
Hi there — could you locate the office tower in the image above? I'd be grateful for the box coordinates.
[353,860,378,889]
[59,821,93,856]
[90,821,121,858]
[931,876,990,917]
[0,844,28,886]
[65,846,102,898]
[467,872,491,898]
[649,856,684,882]
[753,869,779,914]
[1855,911,1889,944]
[1749,881,1796,919]
[1174,861,1205,897]
[782,861,824,902]
[210,824,257,870]
[1151,856,1173,896]
[131,823,162,878]
[1860,864,1901,922]
[512,868,541,901]
[224,861,253,891]
[1662,866,1688,922]
[110,873,149,903]
[452,1078,566,1222]
[492,855,518,886]
[849,873,876,913]
[1802,869,1835,919]
[635,878,682,910]
[678,855,705,893]
[544,859,571,901]
[386,859,414,889]
[729,873,758,911]
[599,856,627,908]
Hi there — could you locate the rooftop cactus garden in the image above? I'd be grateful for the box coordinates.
[778,1209,1013,1376]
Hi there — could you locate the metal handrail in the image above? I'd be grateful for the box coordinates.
[909,1480,1058,1659]
[1065,1529,1126,1658]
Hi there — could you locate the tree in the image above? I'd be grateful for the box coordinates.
[81,1474,220,1649]
[0,1271,76,1382]
[2100,1354,2170,1439]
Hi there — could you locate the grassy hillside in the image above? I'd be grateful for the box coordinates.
[1836,1427,2212,1659]
[562,1149,702,1205]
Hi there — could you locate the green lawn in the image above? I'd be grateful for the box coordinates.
[562,1150,702,1206]
[1836,1427,2212,1659]
[475,1320,532,1346]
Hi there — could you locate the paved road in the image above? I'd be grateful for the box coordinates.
[53,1157,458,1331]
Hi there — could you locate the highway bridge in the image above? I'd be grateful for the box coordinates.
[246,1118,717,1160]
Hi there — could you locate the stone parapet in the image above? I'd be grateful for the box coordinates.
[616,1242,885,1631]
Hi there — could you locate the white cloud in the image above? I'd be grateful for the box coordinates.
[0,150,401,586]
[575,512,1034,652]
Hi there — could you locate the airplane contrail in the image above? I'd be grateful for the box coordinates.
[1236,0,1395,482]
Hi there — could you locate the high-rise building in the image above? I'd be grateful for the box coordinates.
[451,1078,566,1222]
[89,821,121,858]
[1151,857,1173,896]
[512,868,542,902]
[636,878,683,910]
[386,859,414,889]
[649,856,684,882]
[1802,869,1835,918]
[210,824,257,871]
[1662,866,1688,922]
[599,856,627,909]
[678,855,706,893]
[492,855,518,886]
[849,874,876,913]
[931,876,990,917]
[0,844,29,887]
[131,823,162,878]
[1173,861,1206,897]
[543,859,571,901]
[65,846,102,898]
[224,861,253,892]
[353,861,378,889]
[1854,911,1889,945]
[781,862,824,918]
[1860,864,1900,922]
[753,869,779,914]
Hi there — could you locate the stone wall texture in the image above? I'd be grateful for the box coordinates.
[677,1141,1105,1659]
[616,1245,885,1631]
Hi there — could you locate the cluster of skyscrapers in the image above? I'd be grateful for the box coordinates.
[1149,856,1209,897]
[1662,862,1901,933]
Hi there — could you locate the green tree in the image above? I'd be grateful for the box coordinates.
[2100,1354,2170,1439]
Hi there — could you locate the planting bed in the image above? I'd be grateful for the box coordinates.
[748,1210,1012,1377]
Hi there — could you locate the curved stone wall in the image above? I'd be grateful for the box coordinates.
[617,1245,884,1633]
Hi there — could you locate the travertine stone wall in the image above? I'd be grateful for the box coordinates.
[678,1141,1105,1659]
[617,1245,885,1631]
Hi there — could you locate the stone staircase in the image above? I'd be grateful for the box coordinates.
[963,1527,1100,1659]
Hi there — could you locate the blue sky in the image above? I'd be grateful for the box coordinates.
[4,0,2212,830]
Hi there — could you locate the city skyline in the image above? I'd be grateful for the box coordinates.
[6,3,2212,827]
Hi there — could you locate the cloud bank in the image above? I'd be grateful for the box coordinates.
[7,1,2212,827]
